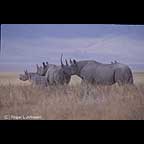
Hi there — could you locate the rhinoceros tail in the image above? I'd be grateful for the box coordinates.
[123,67,134,85]
[114,66,134,85]
[127,68,134,84]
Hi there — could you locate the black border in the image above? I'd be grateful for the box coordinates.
[0,120,143,141]
[1,6,144,138]
[1,14,144,24]
[1,5,144,24]
[1,0,144,24]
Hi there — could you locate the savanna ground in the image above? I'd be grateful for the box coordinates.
[0,72,144,120]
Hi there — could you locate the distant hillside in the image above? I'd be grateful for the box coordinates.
[0,63,144,72]
[129,64,144,72]
[0,63,36,72]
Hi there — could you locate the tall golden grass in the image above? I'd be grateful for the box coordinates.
[0,82,144,120]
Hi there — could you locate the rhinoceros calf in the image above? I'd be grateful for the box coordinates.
[19,70,48,87]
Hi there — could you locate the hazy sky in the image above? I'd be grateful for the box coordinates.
[1,24,144,66]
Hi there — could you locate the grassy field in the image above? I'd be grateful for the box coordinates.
[0,72,144,120]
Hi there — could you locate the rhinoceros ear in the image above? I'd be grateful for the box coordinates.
[46,61,49,65]
[73,59,77,64]
[43,62,46,68]
[114,60,117,64]
[70,59,73,65]
[65,59,68,66]
[36,64,40,71]
[25,70,28,75]
[61,53,64,67]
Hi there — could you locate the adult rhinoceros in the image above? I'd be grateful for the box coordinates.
[36,54,72,85]
[62,59,134,86]
[19,70,48,87]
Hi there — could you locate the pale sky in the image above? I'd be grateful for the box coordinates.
[0,24,144,71]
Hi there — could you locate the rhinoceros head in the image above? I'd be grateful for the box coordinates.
[69,59,78,75]
[36,62,48,76]
[19,70,29,81]
[60,54,73,76]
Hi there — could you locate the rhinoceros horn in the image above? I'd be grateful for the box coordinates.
[73,59,77,64]
[61,53,64,67]
[70,59,73,64]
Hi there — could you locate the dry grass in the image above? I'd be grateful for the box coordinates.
[0,72,30,86]
[0,72,144,120]
[133,72,144,84]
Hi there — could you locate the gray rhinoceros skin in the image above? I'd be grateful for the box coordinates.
[66,59,133,85]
